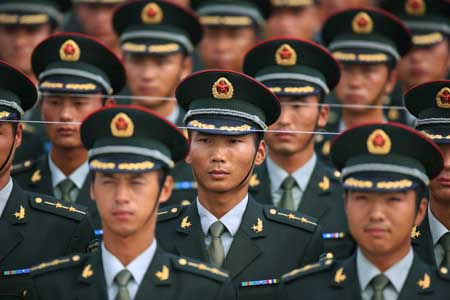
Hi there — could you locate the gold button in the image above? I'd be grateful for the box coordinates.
[22,290,27,296]
[334,170,341,178]
[440,267,448,274]
[24,161,31,167]
[35,197,42,204]
[178,258,187,265]
[72,255,80,262]
[326,252,334,259]
[171,207,178,213]
[270,208,276,215]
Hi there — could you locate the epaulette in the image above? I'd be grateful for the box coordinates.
[30,254,85,277]
[264,207,318,232]
[29,194,87,222]
[172,256,229,282]
[281,258,334,283]
[157,205,183,222]
[11,160,36,174]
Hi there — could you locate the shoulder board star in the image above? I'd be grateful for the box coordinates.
[173,256,229,282]
[30,254,85,277]
[157,205,183,222]
[29,195,87,221]
[282,258,334,283]
[264,207,318,232]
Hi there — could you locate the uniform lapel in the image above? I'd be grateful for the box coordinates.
[398,255,434,299]
[76,171,92,206]
[174,201,209,261]
[412,213,436,266]
[134,247,175,299]
[249,162,273,205]
[222,197,264,278]
[330,255,362,299]
[76,252,108,300]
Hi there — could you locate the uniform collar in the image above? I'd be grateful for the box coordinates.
[0,177,13,217]
[266,153,316,194]
[102,240,157,292]
[428,204,449,246]
[167,105,180,125]
[197,194,248,238]
[48,154,89,189]
[357,247,413,294]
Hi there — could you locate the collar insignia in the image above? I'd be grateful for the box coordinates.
[81,264,93,279]
[14,205,25,220]
[417,273,430,289]
[60,39,80,62]
[367,129,391,155]
[352,12,373,34]
[111,112,134,138]
[318,176,330,191]
[180,216,192,229]
[411,225,421,239]
[275,44,297,66]
[334,267,347,284]
[155,265,169,281]
[212,77,234,100]
[251,218,263,233]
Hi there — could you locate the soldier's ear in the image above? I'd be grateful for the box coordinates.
[254,139,266,166]
[158,175,173,204]
[414,198,427,226]
[89,179,96,202]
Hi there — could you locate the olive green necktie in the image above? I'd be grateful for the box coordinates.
[370,274,389,300]
[439,232,450,270]
[58,178,76,202]
[278,176,297,211]
[114,269,132,300]
[208,221,226,268]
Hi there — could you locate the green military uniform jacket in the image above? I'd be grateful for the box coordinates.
[278,252,450,300]
[12,154,101,229]
[156,196,324,300]
[412,212,437,267]
[0,182,95,299]
[250,160,355,259]
[31,246,236,300]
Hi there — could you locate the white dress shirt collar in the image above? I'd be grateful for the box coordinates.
[48,155,89,189]
[428,204,449,246]
[0,177,13,217]
[167,105,180,124]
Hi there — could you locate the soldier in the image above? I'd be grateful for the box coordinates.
[12,32,126,229]
[30,105,236,300]
[192,0,270,72]
[404,80,450,272]
[243,37,354,259]
[156,70,324,300]
[278,123,450,300]
[265,0,321,40]
[65,0,125,58]
[0,61,95,299]
[112,0,203,206]
[316,7,412,164]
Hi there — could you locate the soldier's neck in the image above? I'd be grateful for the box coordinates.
[268,143,315,174]
[50,147,88,176]
[341,108,385,130]
[361,244,411,272]
[135,98,177,118]
[197,185,248,219]
[429,197,450,230]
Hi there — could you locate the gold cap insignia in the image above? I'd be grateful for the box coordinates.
[59,39,80,62]
[334,267,347,283]
[275,44,297,66]
[251,218,263,233]
[111,112,134,138]
[367,129,391,155]
[212,77,234,100]
[417,273,430,289]
[155,265,170,281]
[180,216,192,229]
[406,0,426,16]
[81,264,93,279]
[352,12,373,34]
[142,2,163,24]
[14,205,25,220]
[436,87,450,109]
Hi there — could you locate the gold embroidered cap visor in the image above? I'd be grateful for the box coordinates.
[322,7,412,65]
[113,0,202,55]
[330,122,443,192]
[176,69,281,136]
[32,32,125,96]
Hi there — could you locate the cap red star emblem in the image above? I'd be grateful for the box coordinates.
[406,0,426,16]
[142,2,163,24]
[59,39,80,62]
[436,87,450,109]
[212,77,234,100]
[352,12,373,34]
[275,44,297,66]
[111,113,134,138]
[367,129,391,155]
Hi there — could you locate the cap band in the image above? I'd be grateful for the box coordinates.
[89,146,174,168]
[197,4,265,26]
[120,30,194,53]
[342,163,429,185]
[184,108,267,130]
[0,3,63,24]
[38,68,113,95]
[329,40,400,60]
[415,118,450,127]
[0,99,24,116]
[404,21,450,35]
[255,72,330,94]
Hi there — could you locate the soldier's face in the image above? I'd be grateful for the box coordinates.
[0,122,22,178]
[335,63,397,112]
[398,41,450,90]
[0,24,52,78]
[265,7,320,40]
[41,94,105,149]
[265,95,328,157]
[430,144,450,206]
[186,132,265,194]
[125,53,192,110]
[91,172,172,239]
[198,27,258,72]
[345,190,426,263]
